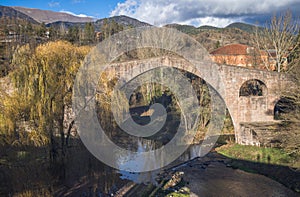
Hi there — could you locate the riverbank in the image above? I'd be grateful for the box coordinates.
[216,143,300,193]
[125,146,300,196]
[1,142,299,196]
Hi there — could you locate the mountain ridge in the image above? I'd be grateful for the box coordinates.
[11,6,94,24]
[0,5,39,24]
[95,15,151,28]
[46,15,151,32]
[225,22,259,32]
[1,5,261,33]
[164,22,259,34]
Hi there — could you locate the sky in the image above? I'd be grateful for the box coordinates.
[1,0,300,27]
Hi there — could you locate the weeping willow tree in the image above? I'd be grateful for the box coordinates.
[6,41,91,158]
[0,83,24,145]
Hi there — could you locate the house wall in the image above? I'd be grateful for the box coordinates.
[211,54,262,67]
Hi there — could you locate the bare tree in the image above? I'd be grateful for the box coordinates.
[283,43,300,120]
[254,10,299,72]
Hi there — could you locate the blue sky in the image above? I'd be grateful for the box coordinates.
[0,0,123,19]
[1,0,300,27]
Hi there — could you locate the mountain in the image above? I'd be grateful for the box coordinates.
[164,22,257,33]
[11,6,94,24]
[163,22,256,52]
[0,5,38,24]
[95,15,151,29]
[225,22,258,33]
[164,22,260,33]
[164,24,200,34]
[47,15,151,31]
[198,25,221,31]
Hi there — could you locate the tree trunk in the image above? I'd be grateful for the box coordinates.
[65,120,75,147]
[60,104,65,156]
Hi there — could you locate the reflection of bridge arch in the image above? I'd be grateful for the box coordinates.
[107,56,292,145]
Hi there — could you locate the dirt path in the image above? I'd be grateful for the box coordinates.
[184,161,297,197]
[150,151,299,197]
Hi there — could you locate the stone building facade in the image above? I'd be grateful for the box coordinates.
[210,44,287,71]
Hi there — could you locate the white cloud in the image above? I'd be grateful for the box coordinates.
[183,17,244,28]
[59,10,94,18]
[110,0,300,27]
[112,0,138,16]
[48,1,60,8]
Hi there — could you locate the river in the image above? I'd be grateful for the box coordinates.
[1,105,298,196]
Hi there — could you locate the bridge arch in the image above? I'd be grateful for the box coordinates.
[73,27,233,171]
[74,26,293,169]
[104,55,292,146]
[109,56,234,137]
[239,79,268,97]
[274,97,296,120]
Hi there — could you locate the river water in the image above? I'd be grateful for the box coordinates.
[52,138,298,197]
[44,99,300,197]
[51,104,299,196]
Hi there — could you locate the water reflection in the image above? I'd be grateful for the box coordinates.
[54,137,202,196]
[117,138,203,184]
[67,96,187,196]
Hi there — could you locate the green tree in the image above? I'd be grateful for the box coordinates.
[67,26,79,43]
[49,26,58,40]
[37,22,47,37]
[84,22,95,44]
[215,40,221,49]
[59,23,67,39]
[101,19,124,40]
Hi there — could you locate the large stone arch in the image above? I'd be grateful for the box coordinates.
[73,27,233,171]
[73,26,293,168]
[107,56,234,137]
[104,55,294,146]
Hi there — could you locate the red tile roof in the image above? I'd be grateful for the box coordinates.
[210,44,249,55]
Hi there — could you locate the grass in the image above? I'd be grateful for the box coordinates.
[216,143,295,166]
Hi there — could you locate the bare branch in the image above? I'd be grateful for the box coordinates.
[253,10,299,72]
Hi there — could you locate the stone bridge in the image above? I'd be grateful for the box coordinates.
[104,56,292,145]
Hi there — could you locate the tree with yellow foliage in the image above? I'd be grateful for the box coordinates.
[8,41,91,159]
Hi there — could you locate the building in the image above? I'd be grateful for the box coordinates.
[210,44,263,68]
[210,43,288,71]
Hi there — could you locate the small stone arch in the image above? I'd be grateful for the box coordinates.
[239,79,267,97]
